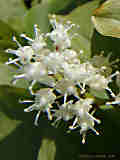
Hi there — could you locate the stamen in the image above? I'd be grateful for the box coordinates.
[29,80,36,95]
[106,101,120,105]
[82,133,86,144]
[108,71,119,80]
[91,127,99,135]
[34,24,40,40]
[19,99,33,104]
[65,23,75,32]
[20,34,33,42]
[46,107,52,120]
[87,112,101,124]
[5,58,19,65]
[64,93,67,104]
[106,87,116,98]
[6,49,18,55]
[12,36,22,48]
[24,105,34,112]
[53,117,61,125]
[11,74,25,84]
[69,117,78,129]
[34,111,41,126]
[49,14,57,30]
[14,74,25,80]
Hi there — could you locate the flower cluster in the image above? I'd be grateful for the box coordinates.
[5,15,119,144]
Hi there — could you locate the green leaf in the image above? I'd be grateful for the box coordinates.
[0,0,26,20]
[46,0,75,13]
[0,85,34,158]
[0,64,16,86]
[23,4,50,35]
[37,139,56,160]
[0,20,16,41]
[0,0,27,34]
[0,123,35,160]
[0,85,29,141]
[32,0,76,13]
[4,16,27,33]
[0,86,30,120]
[92,0,120,38]
[0,111,21,141]
[0,63,29,89]
[0,40,15,51]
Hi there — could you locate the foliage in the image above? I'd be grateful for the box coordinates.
[0,0,120,160]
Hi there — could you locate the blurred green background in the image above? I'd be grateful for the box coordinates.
[0,0,120,159]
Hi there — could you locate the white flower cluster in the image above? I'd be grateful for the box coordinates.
[5,15,119,144]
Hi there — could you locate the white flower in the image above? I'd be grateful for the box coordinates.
[12,62,48,83]
[12,61,56,93]
[53,101,74,122]
[6,37,34,65]
[62,49,80,64]
[86,74,108,90]
[42,51,65,74]
[5,15,113,144]
[23,88,56,126]
[55,79,79,103]
[69,98,100,144]
[86,71,119,97]
[47,15,75,51]
[63,62,97,89]
[20,24,46,52]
